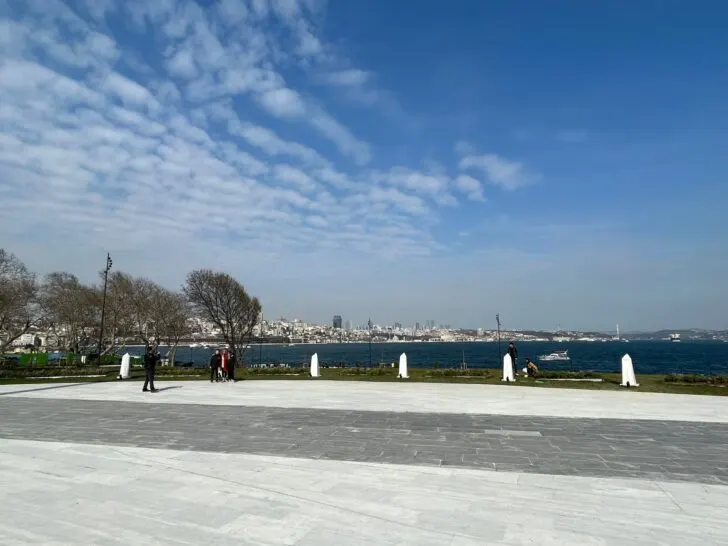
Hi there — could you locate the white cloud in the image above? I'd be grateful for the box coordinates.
[455,175,485,202]
[215,0,250,26]
[81,0,117,22]
[0,0,472,310]
[273,164,317,192]
[366,187,428,216]
[310,111,371,165]
[256,87,307,118]
[454,140,475,156]
[101,72,158,110]
[307,215,329,228]
[460,153,537,191]
[229,120,326,165]
[324,69,370,87]
[373,167,460,206]
[166,48,198,79]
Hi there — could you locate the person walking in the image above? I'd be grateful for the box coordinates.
[508,342,518,377]
[209,350,222,382]
[142,346,158,392]
[228,350,236,383]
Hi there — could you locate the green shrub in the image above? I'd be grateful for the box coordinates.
[0,366,111,379]
[243,366,307,376]
[664,374,728,385]
[537,371,600,379]
[425,368,496,378]
[366,367,396,377]
[340,367,367,376]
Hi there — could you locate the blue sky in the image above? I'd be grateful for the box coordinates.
[1,0,726,331]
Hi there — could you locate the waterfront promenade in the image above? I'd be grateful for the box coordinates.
[2,381,728,544]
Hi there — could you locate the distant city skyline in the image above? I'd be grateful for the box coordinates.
[1,1,726,331]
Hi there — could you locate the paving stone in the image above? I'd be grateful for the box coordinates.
[2,397,728,484]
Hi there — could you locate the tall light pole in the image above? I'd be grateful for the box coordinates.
[97,253,112,360]
[496,313,501,366]
[259,312,263,367]
[368,318,373,368]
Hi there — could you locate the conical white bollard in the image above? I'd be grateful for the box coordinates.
[310,353,320,377]
[502,354,515,382]
[118,353,131,380]
[398,352,409,379]
[620,354,639,387]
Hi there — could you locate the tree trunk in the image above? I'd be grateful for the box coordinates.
[167,345,178,367]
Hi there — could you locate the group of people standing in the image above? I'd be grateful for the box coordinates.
[209,349,236,382]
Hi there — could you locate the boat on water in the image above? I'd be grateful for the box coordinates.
[538,350,570,362]
[670,333,681,342]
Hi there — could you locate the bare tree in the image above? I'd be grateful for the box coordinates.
[39,272,99,352]
[97,271,136,355]
[112,273,166,349]
[0,249,38,353]
[156,291,191,365]
[184,269,261,365]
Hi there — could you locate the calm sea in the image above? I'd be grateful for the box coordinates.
[124,341,728,376]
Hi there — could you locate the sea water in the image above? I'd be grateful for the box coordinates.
[124,340,728,376]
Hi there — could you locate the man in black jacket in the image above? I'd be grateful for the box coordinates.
[142,346,159,392]
[228,351,237,383]
[210,350,222,382]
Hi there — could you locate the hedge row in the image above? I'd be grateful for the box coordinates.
[664,374,728,385]
[424,368,495,378]
[243,367,308,375]
[0,366,113,378]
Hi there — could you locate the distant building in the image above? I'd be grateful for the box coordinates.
[344,319,352,331]
[11,333,41,348]
[333,315,342,329]
[394,322,402,330]
[415,322,421,331]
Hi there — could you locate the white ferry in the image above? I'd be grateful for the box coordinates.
[538,350,570,362]
[670,333,681,342]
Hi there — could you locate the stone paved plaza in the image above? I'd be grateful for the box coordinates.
[2,380,728,544]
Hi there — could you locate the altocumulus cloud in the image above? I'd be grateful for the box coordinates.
[0,0,533,294]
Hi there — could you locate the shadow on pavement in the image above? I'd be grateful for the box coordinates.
[153,386,183,393]
[0,380,109,397]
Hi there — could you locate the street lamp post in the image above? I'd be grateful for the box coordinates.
[97,253,113,361]
[496,313,501,366]
[368,318,372,368]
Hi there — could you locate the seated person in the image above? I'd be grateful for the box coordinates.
[525,358,539,377]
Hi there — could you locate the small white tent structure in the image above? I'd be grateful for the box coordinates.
[502,354,515,382]
[620,354,639,387]
[398,353,409,379]
[310,353,320,377]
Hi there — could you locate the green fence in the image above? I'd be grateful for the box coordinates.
[1,353,121,366]
[19,353,50,366]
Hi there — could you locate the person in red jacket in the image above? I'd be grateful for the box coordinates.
[221,350,229,381]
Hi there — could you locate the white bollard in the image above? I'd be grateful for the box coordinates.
[118,353,131,380]
[502,354,515,382]
[620,354,639,387]
[398,352,409,379]
[310,353,320,377]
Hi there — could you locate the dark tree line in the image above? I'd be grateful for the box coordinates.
[0,249,261,365]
